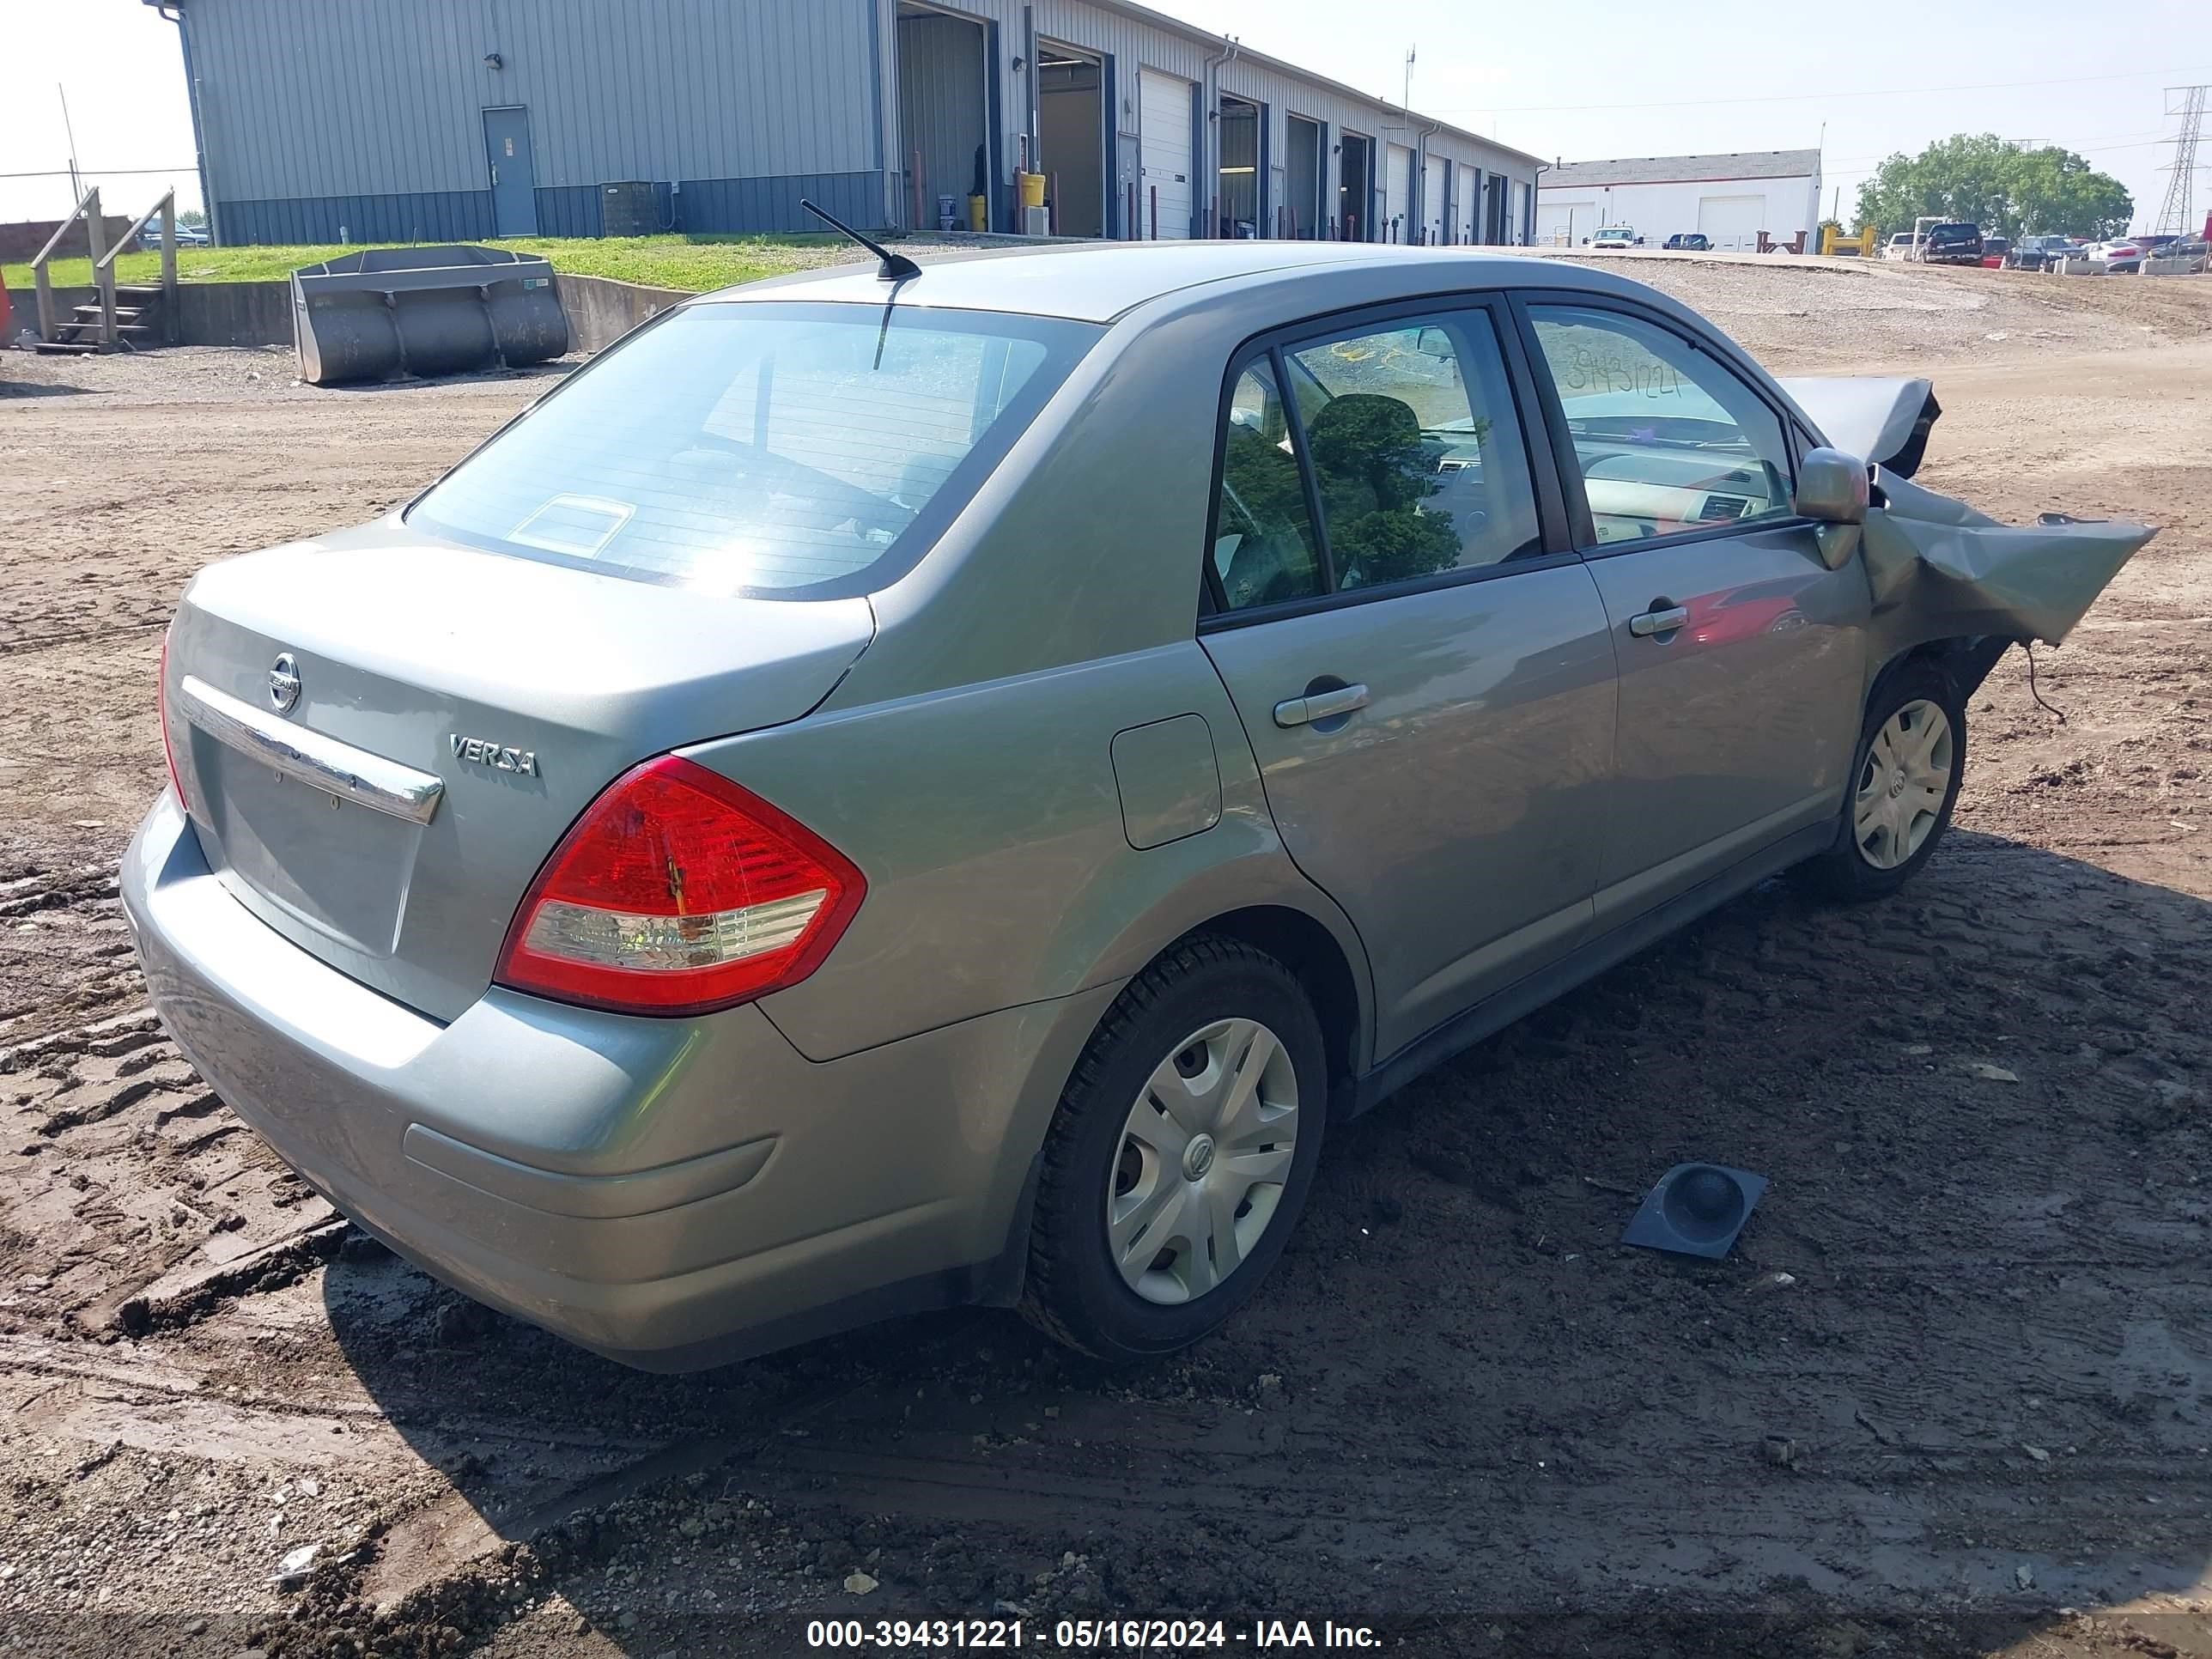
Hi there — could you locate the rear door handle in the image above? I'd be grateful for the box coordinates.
[1629,605,1689,638]
[1274,683,1370,727]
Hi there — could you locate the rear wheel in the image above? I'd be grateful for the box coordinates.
[1018,937,1326,1362]
[1795,665,1966,901]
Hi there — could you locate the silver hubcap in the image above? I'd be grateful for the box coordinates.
[1108,1018,1299,1306]
[1854,698,1954,870]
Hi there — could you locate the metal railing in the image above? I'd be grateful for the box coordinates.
[30,186,101,344]
[96,188,180,347]
[29,186,181,348]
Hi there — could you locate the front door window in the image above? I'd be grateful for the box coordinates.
[1524,305,1795,547]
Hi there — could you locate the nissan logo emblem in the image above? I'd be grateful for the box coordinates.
[267,653,301,713]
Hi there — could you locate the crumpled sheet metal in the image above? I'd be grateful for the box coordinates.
[1860,468,2156,649]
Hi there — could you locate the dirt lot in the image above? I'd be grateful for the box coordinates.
[2,254,2210,1658]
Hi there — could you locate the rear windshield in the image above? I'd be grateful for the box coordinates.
[408,301,1100,599]
[1929,224,1978,242]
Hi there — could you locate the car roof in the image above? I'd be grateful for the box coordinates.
[701,240,1565,325]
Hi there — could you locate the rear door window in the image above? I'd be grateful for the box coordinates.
[409,301,1099,599]
[1210,360,1327,611]
[1278,312,1542,588]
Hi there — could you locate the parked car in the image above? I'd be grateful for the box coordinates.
[126,241,2149,1370]
[1917,222,1984,265]
[2155,238,2210,274]
[137,222,211,248]
[1662,233,1711,252]
[2085,240,2143,274]
[1591,225,1637,249]
[1978,234,2010,268]
[2005,234,2085,271]
[1881,232,1917,260]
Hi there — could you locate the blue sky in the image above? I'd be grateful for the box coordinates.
[3,0,2204,233]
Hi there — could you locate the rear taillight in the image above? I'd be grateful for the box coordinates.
[159,628,188,811]
[495,756,865,1017]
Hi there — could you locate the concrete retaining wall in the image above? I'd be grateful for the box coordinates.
[556,272,693,353]
[15,270,699,358]
[9,282,291,349]
[177,282,295,347]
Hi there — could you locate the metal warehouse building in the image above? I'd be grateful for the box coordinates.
[1535,150,1824,252]
[144,0,1540,250]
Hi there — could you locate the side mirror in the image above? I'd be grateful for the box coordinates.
[1414,325,1453,358]
[1795,447,1869,569]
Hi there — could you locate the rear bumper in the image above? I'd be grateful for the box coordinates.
[123,793,1115,1369]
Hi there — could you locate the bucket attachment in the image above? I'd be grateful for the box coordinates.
[291,245,568,386]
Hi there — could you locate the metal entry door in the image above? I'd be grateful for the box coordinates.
[482,107,539,237]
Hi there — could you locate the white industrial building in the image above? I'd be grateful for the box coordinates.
[1535,150,1822,252]
[145,0,1542,248]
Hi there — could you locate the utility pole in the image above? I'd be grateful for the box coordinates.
[1403,46,1415,117]
[2154,85,2207,239]
[58,83,82,205]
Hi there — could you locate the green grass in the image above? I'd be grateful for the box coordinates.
[1,232,854,296]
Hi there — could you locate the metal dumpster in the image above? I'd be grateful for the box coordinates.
[290,245,568,386]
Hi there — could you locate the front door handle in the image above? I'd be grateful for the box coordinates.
[1629,605,1689,639]
[1274,683,1369,727]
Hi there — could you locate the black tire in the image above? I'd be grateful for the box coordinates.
[1018,936,1328,1363]
[1794,663,1967,902]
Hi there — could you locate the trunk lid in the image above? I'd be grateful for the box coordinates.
[163,517,873,1021]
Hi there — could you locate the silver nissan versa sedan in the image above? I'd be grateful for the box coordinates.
[126,240,2148,1370]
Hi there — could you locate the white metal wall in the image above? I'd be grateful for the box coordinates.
[1536,174,1820,248]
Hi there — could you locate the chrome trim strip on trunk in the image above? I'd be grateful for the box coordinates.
[177,675,444,825]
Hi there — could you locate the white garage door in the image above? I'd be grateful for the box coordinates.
[1139,70,1194,240]
[1537,198,1595,246]
[1384,143,1413,243]
[1419,157,1439,244]
[1697,193,1766,251]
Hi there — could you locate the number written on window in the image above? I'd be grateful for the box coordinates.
[1526,306,1794,545]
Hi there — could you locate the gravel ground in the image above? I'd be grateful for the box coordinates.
[1,256,2209,1658]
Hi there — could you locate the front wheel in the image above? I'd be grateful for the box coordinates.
[1018,937,1327,1362]
[1795,665,1967,902]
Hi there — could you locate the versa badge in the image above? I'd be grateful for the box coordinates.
[449,735,539,776]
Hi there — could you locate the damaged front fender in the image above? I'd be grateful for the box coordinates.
[1861,468,2156,656]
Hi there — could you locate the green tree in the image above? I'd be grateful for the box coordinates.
[1853,133,2132,240]
[177,209,208,230]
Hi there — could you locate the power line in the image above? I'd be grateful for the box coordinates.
[1820,132,2177,173]
[1424,62,2212,117]
[0,166,199,181]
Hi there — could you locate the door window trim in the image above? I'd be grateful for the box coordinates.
[1505,289,1814,560]
[1197,292,1577,634]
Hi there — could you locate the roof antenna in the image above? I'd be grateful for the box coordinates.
[799,198,921,282]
